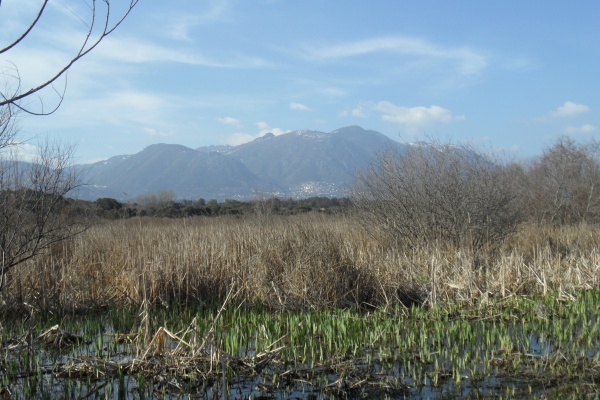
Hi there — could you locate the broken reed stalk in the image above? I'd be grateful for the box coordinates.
[198,281,237,357]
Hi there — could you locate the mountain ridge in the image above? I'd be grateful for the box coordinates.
[77,126,404,201]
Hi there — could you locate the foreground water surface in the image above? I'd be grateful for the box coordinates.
[1,290,599,399]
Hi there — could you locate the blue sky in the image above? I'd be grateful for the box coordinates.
[1,0,599,163]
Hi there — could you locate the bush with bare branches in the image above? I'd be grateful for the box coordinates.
[352,142,525,251]
[0,142,90,291]
[526,137,600,225]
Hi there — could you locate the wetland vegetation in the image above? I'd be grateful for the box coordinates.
[1,215,599,399]
[2,137,600,398]
[2,2,600,397]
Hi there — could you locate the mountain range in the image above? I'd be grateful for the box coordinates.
[76,126,404,201]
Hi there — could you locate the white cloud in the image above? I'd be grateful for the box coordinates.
[352,106,368,118]
[0,46,79,98]
[255,121,270,131]
[226,132,255,146]
[270,128,288,135]
[340,104,368,118]
[290,102,311,111]
[563,124,598,136]
[226,122,290,146]
[2,6,271,76]
[0,142,40,163]
[551,101,590,118]
[195,0,233,24]
[94,36,231,67]
[218,117,242,127]
[256,122,288,136]
[48,30,274,70]
[55,90,174,129]
[98,91,166,125]
[165,17,197,42]
[374,102,465,129]
[163,1,232,41]
[304,36,487,76]
[143,127,175,137]
[318,87,347,97]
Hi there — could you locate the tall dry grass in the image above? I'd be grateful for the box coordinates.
[2,214,599,315]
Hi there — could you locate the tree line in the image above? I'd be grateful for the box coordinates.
[93,194,351,219]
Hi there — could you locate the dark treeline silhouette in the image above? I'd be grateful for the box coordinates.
[93,195,351,219]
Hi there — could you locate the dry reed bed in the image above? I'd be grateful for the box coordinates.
[3,214,600,313]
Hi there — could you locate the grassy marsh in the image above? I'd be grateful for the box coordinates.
[1,215,600,398]
[4,215,600,311]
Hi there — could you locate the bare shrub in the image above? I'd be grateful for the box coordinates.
[136,191,176,216]
[352,142,525,251]
[526,137,600,224]
[251,194,281,218]
[0,142,90,291]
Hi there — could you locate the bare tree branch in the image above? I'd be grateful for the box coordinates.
[0,0,140,112]
[0,1,49,55]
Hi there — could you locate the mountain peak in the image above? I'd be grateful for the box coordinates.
[78,126,404,201]
[330,125,366,134]
[255,132,275,140]
[143,143,194,153]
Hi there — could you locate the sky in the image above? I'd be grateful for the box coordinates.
[1,0,599,163]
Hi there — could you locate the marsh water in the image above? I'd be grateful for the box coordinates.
[1,291,599,399]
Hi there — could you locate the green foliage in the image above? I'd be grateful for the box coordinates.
[94,198,135,219]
